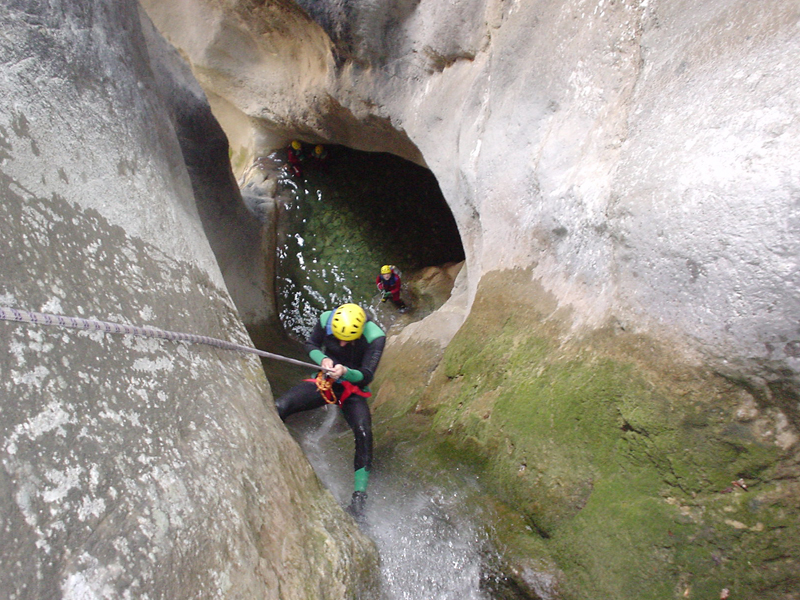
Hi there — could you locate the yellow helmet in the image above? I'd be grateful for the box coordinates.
[330,304,366,341]
[380,265,392,275]
[315,144,324,155]
[291,140,301,150]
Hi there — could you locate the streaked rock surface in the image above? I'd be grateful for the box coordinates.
[0,2,377,598]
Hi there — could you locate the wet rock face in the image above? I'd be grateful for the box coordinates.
[141,0,800,401]
[373,270,800,598]
[0,2,376,598]
[608,1,800,405]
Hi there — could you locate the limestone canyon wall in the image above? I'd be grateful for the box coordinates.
[0,2,376,598]
[141,0,800,408]
[137,2,800,594]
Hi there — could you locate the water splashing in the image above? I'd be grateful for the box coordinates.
[367,487,490,600]
[285,410,524,600]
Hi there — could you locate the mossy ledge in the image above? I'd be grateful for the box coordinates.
[373,268,800,600]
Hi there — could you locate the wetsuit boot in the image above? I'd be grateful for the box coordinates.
[346,491,368,522]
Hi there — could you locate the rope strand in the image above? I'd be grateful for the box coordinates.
[0,306,323,371]
[314,371,337,404]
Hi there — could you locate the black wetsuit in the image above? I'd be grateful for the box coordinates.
[275,311,386,474]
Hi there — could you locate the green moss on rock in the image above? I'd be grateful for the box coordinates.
[373,268,800,600]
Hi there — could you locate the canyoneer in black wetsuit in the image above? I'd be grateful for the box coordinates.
[275,303,386,521]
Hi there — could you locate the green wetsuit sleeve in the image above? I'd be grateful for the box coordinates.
[309,349,326,365]
[342,366,363,384]
[342,322,386,384]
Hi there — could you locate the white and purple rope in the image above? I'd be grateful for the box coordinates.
[0,306,322,371]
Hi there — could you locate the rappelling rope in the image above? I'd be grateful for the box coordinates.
[0,306,327,372]
[313,371,337,405]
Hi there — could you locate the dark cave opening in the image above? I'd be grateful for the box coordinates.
[245,142,465,395]
[271,143,465,339]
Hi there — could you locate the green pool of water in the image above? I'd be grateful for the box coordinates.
[275,145,463,339]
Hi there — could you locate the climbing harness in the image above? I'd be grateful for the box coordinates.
[0,306,326,372]
[305,371,371,407]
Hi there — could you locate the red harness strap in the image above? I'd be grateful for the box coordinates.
[306,371,371,407]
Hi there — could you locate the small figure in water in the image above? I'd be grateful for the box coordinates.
[313,144,328,162]
[275,303,386,523]
[376,264,407,311]
[286,140,305,177]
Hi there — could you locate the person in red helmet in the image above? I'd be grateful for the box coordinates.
[275,303,386,522]
[376,264,406,310]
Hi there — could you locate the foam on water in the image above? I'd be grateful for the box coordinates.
[288,409,500,600]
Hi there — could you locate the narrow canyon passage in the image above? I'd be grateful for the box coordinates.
[4,1,798,597]
[259,149,536,598]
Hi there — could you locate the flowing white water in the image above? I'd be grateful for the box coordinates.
[365,486,489,600]
[287,408,502,600]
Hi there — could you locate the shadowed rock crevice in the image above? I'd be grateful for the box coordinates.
[140,8,279,347]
